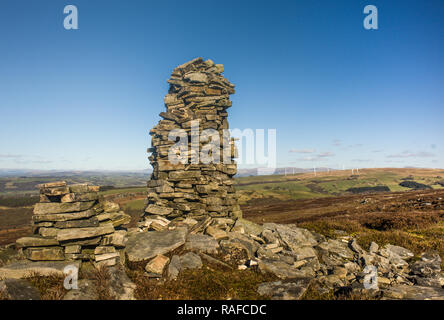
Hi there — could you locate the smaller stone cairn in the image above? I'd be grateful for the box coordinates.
[16,181,131,268]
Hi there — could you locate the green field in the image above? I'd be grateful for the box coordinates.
[1,168,443,208]
[112,168,444,211]
[235,168,444,201]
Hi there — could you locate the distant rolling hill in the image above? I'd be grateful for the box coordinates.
[235,168,444,202]
[0,167,443,198]
[0,170,150,196]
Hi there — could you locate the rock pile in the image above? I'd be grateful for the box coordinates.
[126,216,444,300]
[141,57,242,230]
[15,181,131,268]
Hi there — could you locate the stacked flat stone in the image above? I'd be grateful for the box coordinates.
[141,57,242,230]
[16,181,130,268]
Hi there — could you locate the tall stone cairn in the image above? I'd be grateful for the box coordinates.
[141,57,242,229]
[16,181,130,268]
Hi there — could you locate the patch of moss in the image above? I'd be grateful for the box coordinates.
[26,272,67,300]
[128,265,277,300]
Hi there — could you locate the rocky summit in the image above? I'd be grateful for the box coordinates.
[14,181,131,268]
[0,59,442,301]
[126,215,443,300]
[2,212,443,300]
[140,57,242,230]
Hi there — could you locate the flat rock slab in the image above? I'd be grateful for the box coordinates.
[55,217,99,229]
[185,234,219,254]
[34,201,96,215]
[145,255,170,275]
[126,227,187,262]
[258,259,311,279]
[32,209,97,222]
[292,246,317,260]
[145,204,173,215]
[316,239,354,260]
[264,223,320,250]
[233,218,264,236]
[258,278,312,300]
[384,244,414,260]
[0,278,41,300]
[383,285,444,300]
[101,230,127,248]
[167,252,203,280]
[16,236,59,247]
[0,260,81,279]
[56,224,115,241]
[168,255,181,280]
[223,232,260,259]
[25,247,65,261]
[179,252,202,270]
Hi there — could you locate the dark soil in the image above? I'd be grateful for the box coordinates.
[346,186,390,194]
[399,181,432,190]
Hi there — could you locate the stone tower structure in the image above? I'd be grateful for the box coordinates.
[15,181,130,267]
[141,57,242,228]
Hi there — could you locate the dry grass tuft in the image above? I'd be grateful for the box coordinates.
[301,283,380,300]
[83,266,114,300]
[361,211,441,231]
[301,283,336,300]
[127,263,277,300]
[25,272,67,300]
[0,288,8,300]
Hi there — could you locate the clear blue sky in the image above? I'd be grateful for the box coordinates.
[0,0,443,171]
